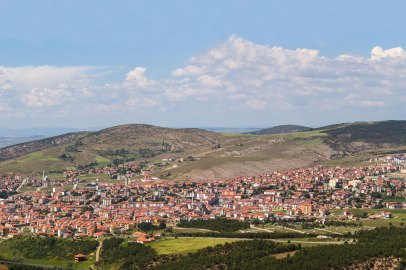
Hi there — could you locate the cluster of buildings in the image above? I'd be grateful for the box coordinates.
[0,153,405,238]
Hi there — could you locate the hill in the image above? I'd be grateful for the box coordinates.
[0,124,227,175]
[320,120,406,153]
[2,120,406,179]
[245,125,310,135]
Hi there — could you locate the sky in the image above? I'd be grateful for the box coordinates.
[1,0,406,129]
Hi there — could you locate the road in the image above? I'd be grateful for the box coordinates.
[174,237,345,244]
[251,225,307,234]
[16,179,27,192]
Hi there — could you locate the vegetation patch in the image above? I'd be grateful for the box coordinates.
[177,219,250,232]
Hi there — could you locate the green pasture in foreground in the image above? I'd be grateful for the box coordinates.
[146,238,239,254]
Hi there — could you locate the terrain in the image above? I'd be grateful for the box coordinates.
[245,124,311,135]
[0,132,91,161]
[0,135,46,149]
[1,120,406,179]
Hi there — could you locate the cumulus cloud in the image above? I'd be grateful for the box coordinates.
[21,88,73,107]
[2,35,406,120]
[371,46,406,61]
[123,67,159,90]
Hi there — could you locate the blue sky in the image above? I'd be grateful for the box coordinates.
[0,1,406,129]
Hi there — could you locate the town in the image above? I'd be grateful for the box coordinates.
[0,153,406,240]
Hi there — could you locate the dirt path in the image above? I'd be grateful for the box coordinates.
[275,226,307,234]
[96,240,102,262]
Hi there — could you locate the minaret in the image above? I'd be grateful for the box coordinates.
[43,170,45,181]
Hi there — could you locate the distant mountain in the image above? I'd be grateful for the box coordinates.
[245,125,311,135]
[201,127,264,134]
[0,136,47,149]
[0,127,105,137]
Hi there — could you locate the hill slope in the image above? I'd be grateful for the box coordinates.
[0,136,47,149]
[0,124,227,175]
[0,132,91,161]
[321,120,406,153]
[2,121,406,179]
[245,125,310,135]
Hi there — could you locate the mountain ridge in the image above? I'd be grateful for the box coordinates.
[244,125,311,135]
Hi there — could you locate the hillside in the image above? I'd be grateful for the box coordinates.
[0,135,47,149]
[245,125,310,135]
[2,120,406,179]
[0,132,91,161]
[321,120,406,153]
[0,124,228,175]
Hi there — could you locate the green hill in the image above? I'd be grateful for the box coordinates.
[245,125,311,135]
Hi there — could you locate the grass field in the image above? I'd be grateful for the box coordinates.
[146,238,239,254]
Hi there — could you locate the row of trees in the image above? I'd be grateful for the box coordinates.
[177,218,250,232]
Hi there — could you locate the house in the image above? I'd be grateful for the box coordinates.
[74,254,86,262]
[136,237,151,244]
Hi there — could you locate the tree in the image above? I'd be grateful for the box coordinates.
[159,220,167,229]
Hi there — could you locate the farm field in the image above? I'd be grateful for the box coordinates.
[146,238,239,255]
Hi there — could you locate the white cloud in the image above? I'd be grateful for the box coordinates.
[2,35,406,120]
[21,88,73,107]
[244,99,266,110]
[196,75,223,87]
[123,67,159,90]
[171,65,209,77]
[371,46,406,61]
[0,65,99,90]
